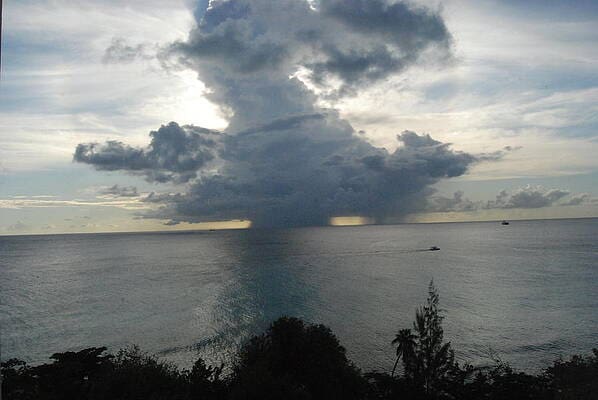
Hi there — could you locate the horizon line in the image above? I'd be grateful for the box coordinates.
[1,215,596,238]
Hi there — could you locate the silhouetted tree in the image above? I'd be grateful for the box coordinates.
[92,346,189,400]
[391,281,456,397]
[36,347,113,399]
[1,358,37,400]
[543,349,598,400]
[185,358,226,399]
[229,316,367,400]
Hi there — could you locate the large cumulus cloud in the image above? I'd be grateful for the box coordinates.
[75,0,504,227]
[167,0,453,127]
[143,118,480,227]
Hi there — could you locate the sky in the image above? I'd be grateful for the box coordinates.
[1,0,597,234]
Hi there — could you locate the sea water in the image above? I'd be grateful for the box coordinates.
[1,218,597,372]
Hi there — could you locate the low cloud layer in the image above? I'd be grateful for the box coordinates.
[75,0,511,227]
[560,193,593,206]
[427,186,596,213]
[487,187,570,209]
[98,184,140,198]
[0,197,146,210]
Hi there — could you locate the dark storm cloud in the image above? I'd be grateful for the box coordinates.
[319,0,450,44]
[173,19,288,74]
[99,184,139,197]
[78,0,510,227]
[235,114,327,137]
[141,122,483,227]
[308,0,452,92]
[167,0,452,100]
[74,122,220,183]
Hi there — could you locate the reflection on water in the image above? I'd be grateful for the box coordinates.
[1,219,597,373]
[192,229,321,364]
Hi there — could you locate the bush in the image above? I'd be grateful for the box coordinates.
[229,316,366,399]
[544,349,598,400]
[91,346,187,400]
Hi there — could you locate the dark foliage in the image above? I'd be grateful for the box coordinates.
[1,346,224,400]
[391,281,456,396]
[543,350,598,400]
[2,283,597,400]
[228,316,366,399]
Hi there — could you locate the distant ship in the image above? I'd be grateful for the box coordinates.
[501,220,510,225]
[429,246,440,251]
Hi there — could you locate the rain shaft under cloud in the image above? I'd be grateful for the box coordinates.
[75,0,500,227]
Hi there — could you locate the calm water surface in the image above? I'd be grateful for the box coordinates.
[1,219,597,372]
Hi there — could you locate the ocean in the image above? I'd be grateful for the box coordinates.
[1,218,597,373]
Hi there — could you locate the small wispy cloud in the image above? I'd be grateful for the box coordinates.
[0,197,150,210]
[6,221,29,232]
[102,37,153,64]
[97,184,140,198]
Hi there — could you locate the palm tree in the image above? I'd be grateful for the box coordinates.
[391,328,416,377]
